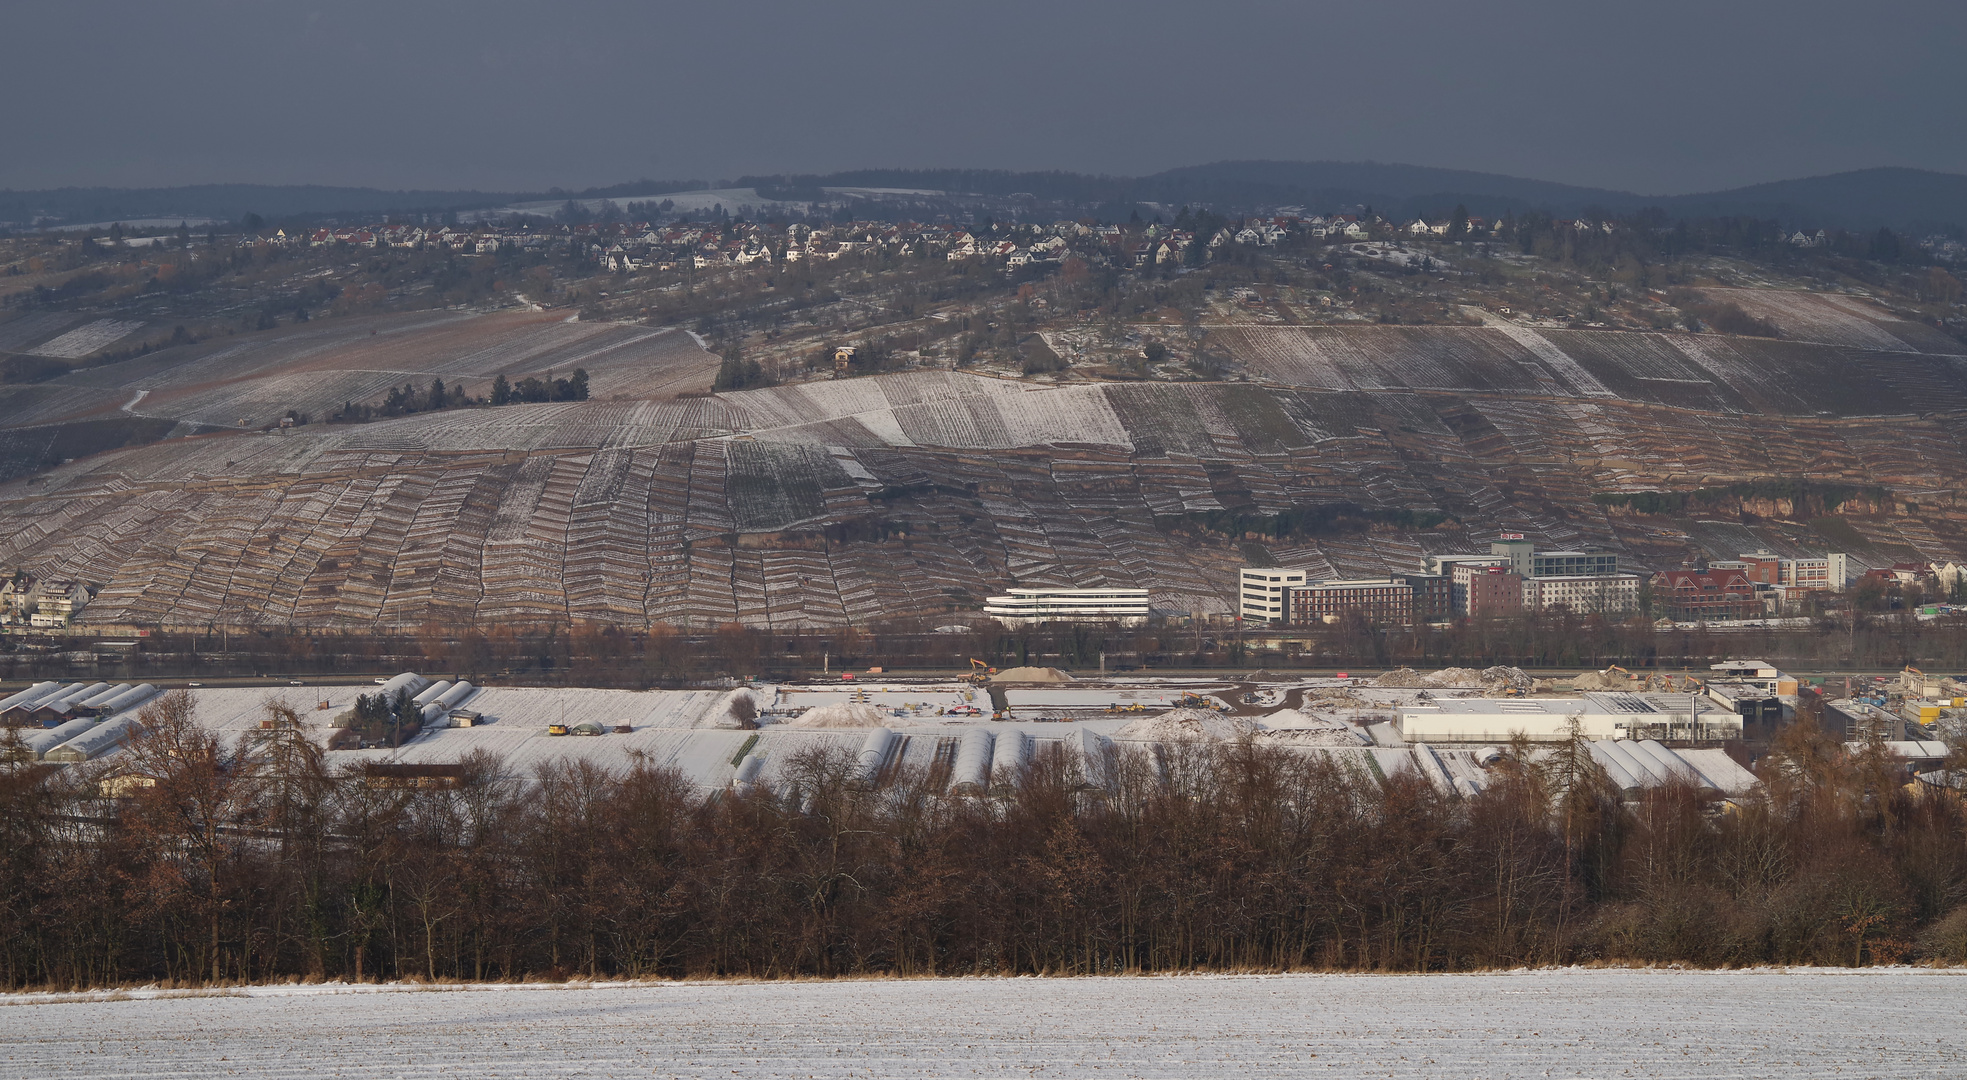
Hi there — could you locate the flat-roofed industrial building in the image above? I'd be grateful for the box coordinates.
[1397,692,1739,744]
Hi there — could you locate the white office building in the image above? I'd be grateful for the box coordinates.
[1520,573,1641,614]
[1238,567,1307,623]
[983,587,1151,626]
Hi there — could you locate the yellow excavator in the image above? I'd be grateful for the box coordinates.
[966,659,998,686]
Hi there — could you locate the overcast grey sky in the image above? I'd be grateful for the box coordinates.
[4,0,1961,195]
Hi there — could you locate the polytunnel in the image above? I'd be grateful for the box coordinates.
[19,715,98,760]
[421,681,475,725]
[989,729,1029,791]
[376,672,429,700]
[948,727,994,794]
[94,684,157,715]
[78,683,134,713]
[851,728,898,788]
[45,714,143,762]
[0,681,61,713]
[411,680,454,708]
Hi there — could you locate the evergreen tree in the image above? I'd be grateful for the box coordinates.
[1869,227,1903,263]
[1447,203,1470,241]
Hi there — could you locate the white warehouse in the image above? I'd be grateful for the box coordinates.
[1397,692,1740,744]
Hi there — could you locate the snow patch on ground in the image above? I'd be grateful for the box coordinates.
[27,318,144,358]
[5,970,1966,1078]
[789,701,886,728]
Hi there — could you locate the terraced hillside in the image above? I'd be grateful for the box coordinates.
[1,307,1962,629]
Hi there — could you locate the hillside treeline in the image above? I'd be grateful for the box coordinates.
[3,692,1965,988]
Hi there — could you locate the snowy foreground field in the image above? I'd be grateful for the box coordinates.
[4,969,1963,1079]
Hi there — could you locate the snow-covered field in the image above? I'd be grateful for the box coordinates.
[25,318,145,358]
[2,970,1962,1078]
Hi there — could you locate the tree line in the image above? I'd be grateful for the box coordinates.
[2,690,1964,989]
[327,369,590,423]
[8,608,1967,688]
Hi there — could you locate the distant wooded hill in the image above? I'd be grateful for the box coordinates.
[6,163,1965,232]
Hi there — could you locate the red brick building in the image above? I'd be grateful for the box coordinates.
[1288,577,1416,625]
[1650,569,1761,620]
[1464,566,1523,618]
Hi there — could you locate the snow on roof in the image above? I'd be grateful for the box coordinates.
[46,677,1759,799]
[172,686,371,750]
[1673,747,1760,796]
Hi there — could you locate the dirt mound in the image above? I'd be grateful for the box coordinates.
[1115,708,1259,741]
[1375,666,1534,692]
[1256,708,1368,746]
[991,666,1074,683]
[1633,672,1700,693]
[1571,669,1623,691]
[1301,687,1371,709]
[1257,707,1320,729]
[789,702,886,728]
[1476,666,1536,695]
[1425,667,1489,688]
